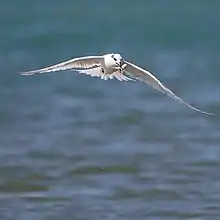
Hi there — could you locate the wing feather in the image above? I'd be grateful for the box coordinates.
[124,61,213,115]
[21,56,103,75]
[77,68,134,81]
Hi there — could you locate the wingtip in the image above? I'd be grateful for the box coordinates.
[20,72,34,76]
[196,109,215,116]
[205,111,215,116]
[19,70,38,76]
[14,71,29,76]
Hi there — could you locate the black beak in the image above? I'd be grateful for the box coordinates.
[119,60,124,67]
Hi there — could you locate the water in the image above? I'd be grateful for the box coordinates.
[0,0,220,219]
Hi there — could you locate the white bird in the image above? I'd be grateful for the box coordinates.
[21,53,213,115]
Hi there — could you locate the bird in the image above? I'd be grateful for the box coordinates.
[20,53,213,115]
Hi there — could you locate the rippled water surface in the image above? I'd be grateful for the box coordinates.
[1,0,220,219]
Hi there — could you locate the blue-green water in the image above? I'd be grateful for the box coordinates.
[1,0,220,219]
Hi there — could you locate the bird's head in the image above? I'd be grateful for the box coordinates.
[105,53,125,70]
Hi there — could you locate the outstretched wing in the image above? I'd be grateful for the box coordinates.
[21,56,103,75]
[124,60,213,115]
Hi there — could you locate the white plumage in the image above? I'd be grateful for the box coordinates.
[21,53,213,115]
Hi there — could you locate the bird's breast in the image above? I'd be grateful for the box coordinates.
[103,67,115,75]
[101,62,115,75]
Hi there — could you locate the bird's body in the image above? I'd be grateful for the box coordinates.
[21,53,213,115]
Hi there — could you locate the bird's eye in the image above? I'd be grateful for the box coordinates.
[113,58,117,61]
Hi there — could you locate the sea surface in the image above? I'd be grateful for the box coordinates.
[0,1,220,219]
